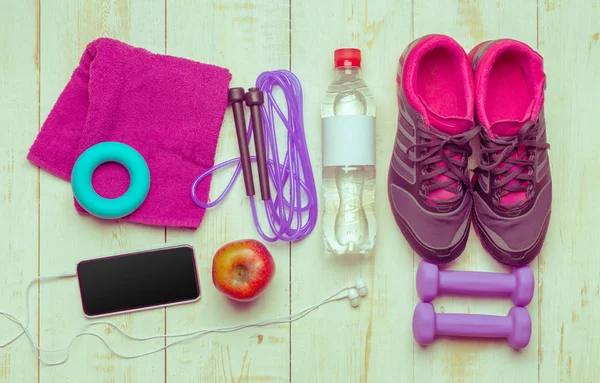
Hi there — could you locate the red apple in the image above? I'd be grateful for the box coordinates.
[212,239,275,302]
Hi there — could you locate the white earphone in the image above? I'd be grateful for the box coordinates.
[0,272,369,366]
[347,288,360,307]
[354,279,369,297]
[347,279,369,307]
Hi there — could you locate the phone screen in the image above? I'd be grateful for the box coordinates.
[76,245,200,317]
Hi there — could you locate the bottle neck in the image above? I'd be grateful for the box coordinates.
[334,66,362,81]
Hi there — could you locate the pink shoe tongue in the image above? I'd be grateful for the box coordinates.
[490,101,535,137]
[428,111,474,135]
[422,104,474,203]
[491,120,527,136]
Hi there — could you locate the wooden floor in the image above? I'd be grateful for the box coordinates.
[1,0,599,382]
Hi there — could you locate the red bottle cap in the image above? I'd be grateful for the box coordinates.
[334,48,361,68]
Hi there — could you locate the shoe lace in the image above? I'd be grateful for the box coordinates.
[407,125,480,205]
[475,121,550,209]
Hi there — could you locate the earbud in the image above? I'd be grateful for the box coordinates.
[349,279,368,297]
[355,279,368,297]
[348,288,360,307]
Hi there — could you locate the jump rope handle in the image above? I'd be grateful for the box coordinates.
[228,87,255,197]
[245,87,271,200]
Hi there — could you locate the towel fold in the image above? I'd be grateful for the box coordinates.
[27,38,231,229]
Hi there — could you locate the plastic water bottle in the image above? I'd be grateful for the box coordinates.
[321,48,376,254]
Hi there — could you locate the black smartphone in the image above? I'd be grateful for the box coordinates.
[76,244,200,317]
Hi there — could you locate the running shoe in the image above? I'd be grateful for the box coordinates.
[469,39,551,266]
[388,34,478,264]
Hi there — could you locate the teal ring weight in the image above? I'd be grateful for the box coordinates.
[71,142,150,219]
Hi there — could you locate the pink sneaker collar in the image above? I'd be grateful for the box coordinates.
[402,34,475,129]
[474,39,545,133]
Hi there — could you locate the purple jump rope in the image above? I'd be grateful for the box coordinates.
[191,70,318,242]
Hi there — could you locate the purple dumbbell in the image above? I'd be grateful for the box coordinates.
[416,261,534,306]
[413,302,531,349]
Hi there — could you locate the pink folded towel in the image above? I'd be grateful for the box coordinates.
[28,38,231,229]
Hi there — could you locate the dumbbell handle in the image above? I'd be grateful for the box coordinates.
[435,312,511,338]
[439,270,515,296]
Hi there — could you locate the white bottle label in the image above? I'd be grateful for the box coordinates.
[322,115,376,167]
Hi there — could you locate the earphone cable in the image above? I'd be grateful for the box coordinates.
[0,274,354,366]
